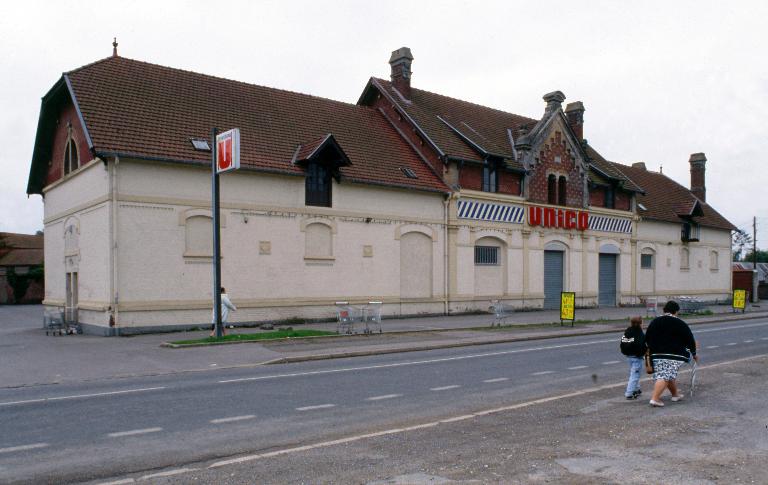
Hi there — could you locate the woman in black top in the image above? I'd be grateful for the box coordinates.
[644,300,698,407]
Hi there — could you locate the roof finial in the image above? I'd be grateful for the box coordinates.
[112,37,118,57]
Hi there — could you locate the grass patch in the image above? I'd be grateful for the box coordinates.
[170,329,336,345]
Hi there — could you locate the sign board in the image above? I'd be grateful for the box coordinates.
[560,292,575,326]
[216,128,240,174]
[732,289,747,312]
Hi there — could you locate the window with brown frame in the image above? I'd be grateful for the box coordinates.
[63,138,79,175]
[547,174,557,204]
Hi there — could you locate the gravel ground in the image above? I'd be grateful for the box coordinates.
[142,354,768,485]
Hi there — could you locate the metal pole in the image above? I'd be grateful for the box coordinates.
[212,127,223,338]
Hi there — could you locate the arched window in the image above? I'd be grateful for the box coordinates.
[680,247,690,270]
[305,222,333,259]
[63,137,79,176]
[710,250,719,270]
[558,176,567,206]
[547,174,557,204]
[185,215,213,257]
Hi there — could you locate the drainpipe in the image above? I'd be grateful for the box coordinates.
[443,195,450,315]
[111,156,120,331]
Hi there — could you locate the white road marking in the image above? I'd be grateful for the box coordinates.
[726,342,737,346]
[430,385,460,391]
[140,468,198,480]
[210,415,256,424]
[0,443,49,454]
[296,404,335,411]
[531,371,555,376]
[216,321,768,385]
[207,353,768,471]
[108,427,163,438]
[366,394,402,401]
[483,378,509,383]
[762,337,768,340]
[706,345,719,349]
[97,479,135,485]
[602,361,620,365]
[744,340,754,343]
[567,365,588,370]
[0,387,167,407]
[218,338,617,383]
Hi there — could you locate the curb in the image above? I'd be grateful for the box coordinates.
[262,312,768,365]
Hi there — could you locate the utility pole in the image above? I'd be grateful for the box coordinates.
[753,217,758,268]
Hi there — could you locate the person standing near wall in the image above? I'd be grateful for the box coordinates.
[645,300,698,407]
[210,287,237,337]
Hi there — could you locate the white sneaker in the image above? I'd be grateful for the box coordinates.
[649,399,664,407]
[671,394,684,402]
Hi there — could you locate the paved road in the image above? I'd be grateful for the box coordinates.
[1,317,767,484]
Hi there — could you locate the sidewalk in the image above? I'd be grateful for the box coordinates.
[1,304,765,389]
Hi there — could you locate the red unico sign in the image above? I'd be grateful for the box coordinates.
[216,128,240,174]
[528,206,589,231]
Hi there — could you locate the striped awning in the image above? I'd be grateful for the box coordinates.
[457,199,525,224]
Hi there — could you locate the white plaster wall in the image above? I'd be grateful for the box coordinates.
[43,220,65,304]
[43,161,109,221]
[113,160,446,325]
[635,220,731,297]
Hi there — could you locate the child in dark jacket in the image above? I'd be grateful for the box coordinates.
[620,316,646,399]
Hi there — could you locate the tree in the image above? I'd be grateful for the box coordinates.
[732,229,752,261]
[742,249,768,263]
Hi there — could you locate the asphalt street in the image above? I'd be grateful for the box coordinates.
[1,318,767,484]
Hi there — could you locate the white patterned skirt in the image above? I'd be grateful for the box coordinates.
[652,358,683,381]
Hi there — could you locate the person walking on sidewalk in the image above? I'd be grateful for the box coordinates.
[645,300,698,407]
[210,287,237,337]
[620,316,646,400]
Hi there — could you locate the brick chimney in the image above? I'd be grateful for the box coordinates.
[565,101,585,140]
[389,47,414,99]
[689,152,706,202]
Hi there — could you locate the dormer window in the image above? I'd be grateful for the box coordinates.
[681,221,700,242]
[305,162,331,207]
[294,134,350,208]
[604,186,615,209]
[482,162,498,193]
[63,136,79,175]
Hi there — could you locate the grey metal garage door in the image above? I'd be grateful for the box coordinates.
[544,250,564,309]
[599,253,617,306]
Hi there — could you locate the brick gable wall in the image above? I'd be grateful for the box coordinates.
[527,130,583,207]
[46,99,90,187]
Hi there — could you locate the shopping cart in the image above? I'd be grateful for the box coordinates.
[490,300,513,327]
[335,301,362,335]
[43,309,65,336]
[678,296,706,314]
[363,301,383,334]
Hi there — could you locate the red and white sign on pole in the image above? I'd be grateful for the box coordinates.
[216,128,240,173]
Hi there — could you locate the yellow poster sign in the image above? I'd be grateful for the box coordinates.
[733,289,747,311]
[560,292,575,323]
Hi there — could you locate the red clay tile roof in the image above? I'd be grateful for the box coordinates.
[612,163,735,230]
[370,78,533,168]
[63,56,448,193]
[0,249,44,266]
[0,232,43,249]
[368,79,644,195]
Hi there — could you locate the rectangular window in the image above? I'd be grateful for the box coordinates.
[605,186,615,209]
[474,245,499,265]
[482,164,497,193]
[306,163,331,207]
[681,222,700,242]
[641,254,653,269]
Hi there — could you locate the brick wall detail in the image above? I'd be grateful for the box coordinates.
[46,98,91,187]
[527,130,583,207]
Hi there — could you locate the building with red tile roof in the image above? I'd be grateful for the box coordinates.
[27,46,735,334]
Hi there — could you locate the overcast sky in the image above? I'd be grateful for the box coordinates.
[1,1,766,247]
